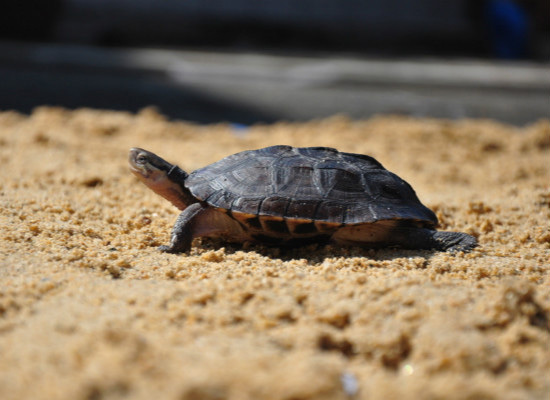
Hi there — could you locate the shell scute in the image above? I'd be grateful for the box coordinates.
[290,221,318,235]
[260,196,289,216]
[262,218,290,235]
[231,197,263,214]
[286,199,322,220]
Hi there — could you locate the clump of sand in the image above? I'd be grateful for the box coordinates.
[0,107,548,400]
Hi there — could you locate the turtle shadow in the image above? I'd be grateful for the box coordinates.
[197,238,440,263]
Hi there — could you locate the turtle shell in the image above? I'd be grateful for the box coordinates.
[185,145,437,227]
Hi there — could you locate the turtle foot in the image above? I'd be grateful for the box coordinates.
[432,231,478,252]
[158,245,187,254]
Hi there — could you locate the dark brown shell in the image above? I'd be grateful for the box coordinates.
[185,145,437,226]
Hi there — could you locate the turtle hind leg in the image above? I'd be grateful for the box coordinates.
[391,227,478,252]
[430,231,478,252]
[332,222,477,252]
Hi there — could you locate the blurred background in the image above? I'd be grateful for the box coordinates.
[0,0,548,124]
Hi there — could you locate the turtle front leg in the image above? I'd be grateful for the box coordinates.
[158,202,249,254]
[159,202,208,253]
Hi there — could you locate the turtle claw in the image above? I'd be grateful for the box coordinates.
[158,245,173,253]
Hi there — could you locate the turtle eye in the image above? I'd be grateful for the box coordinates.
[136,154,148,164]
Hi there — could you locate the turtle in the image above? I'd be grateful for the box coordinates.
[128,145,477,253]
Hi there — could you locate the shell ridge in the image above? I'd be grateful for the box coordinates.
[312,159,333,199]
[270,156,280,195]
[311,200,324,221]
[256,196,266,217]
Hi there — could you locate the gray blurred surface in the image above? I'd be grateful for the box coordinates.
[56,0,474,52]
[1,42,548,124]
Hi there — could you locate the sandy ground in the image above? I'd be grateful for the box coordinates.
[0,107,548,400]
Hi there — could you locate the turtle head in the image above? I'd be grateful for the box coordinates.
[129,148,195,210]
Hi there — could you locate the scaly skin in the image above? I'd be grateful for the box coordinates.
[128,148,196,210]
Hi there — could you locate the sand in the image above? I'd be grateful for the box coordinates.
[0,107,548,400]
